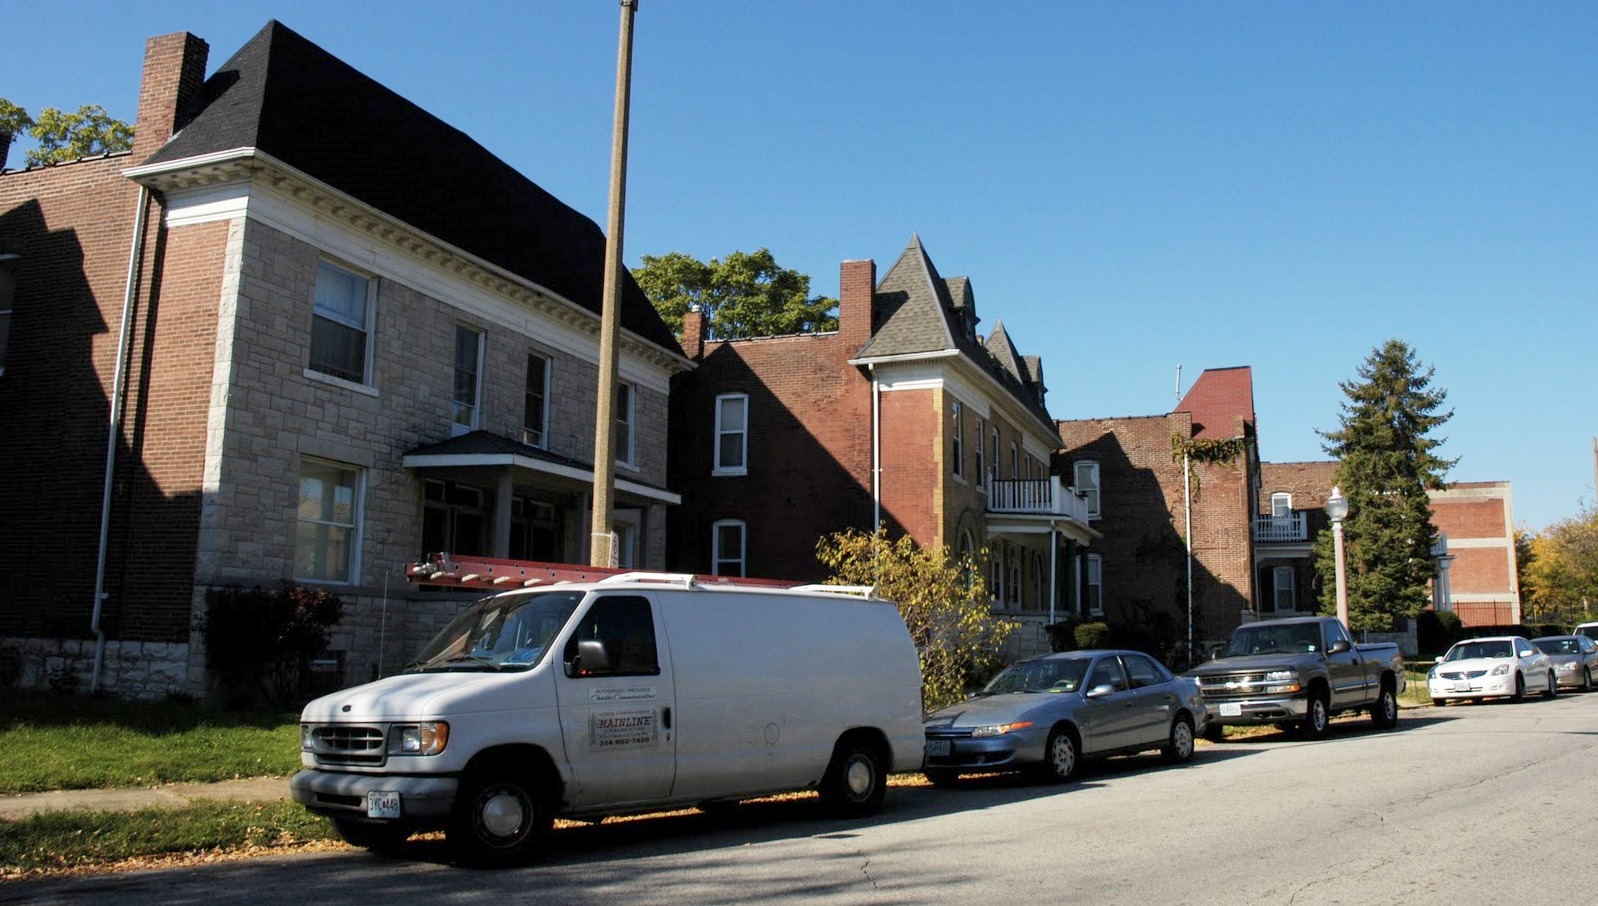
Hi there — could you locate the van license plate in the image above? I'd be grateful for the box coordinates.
[367,791,401,819]
[1219,703,1242,717]
[925,739,951,757]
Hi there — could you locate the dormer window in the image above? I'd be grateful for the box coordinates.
[1270,492,1292,518]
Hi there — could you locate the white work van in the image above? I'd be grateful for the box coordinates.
[291,572,924,865]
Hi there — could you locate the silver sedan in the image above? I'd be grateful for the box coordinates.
[1533,635,1598,691]
[922,649,1208,786]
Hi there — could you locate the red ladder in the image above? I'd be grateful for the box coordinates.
[407,553,801,591]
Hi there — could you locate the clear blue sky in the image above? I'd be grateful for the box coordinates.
[6,1,1594,531]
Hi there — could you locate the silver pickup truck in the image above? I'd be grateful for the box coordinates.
[1185,616,1405,740]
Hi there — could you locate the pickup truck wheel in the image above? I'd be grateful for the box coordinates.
[1511,673,1526,702]
[332,817,411,855]
[1300,692,1330,740]
[447,770,552,866]
[1162,714,1195,764]
[1542,672,1558,699]
[819,740,887,817]
[1370,683,1399,729]
[1036,727,1079,783]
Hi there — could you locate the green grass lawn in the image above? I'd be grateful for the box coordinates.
[0,693,301,793]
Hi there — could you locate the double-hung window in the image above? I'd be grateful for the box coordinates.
[713,393,748,476]
[1270,492,1292,518]
[309,260,374,385]
[452,324,484,435]
[951,400,964,479]
[1074,460,1101,519]
[524,353,550,448]
[712,519,746,576]
[296,458,362,584]
[1085,553,1103,615]
[615,382,635,466]
[1272,566,1296,613]
[974,418,986,487]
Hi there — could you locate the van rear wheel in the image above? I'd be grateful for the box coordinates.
[819,740,887,817]
[447,770,552,866]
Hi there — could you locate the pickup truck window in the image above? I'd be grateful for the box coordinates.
[1224,623,1322,657]
[1323,621,1351,651]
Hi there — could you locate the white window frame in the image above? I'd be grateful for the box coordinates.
[1075,460,1101,519]
[1085,553,1103,616]
[1270,492,1292,519]
[951,400,964,479]
[990,427,1000,484]
[713,392,749,476]
[294,457,363,585]
[974,418,987,487]
[615,381,635,466]
[452,324,484,436]
[711,518,746,577]
[1272,565,1296,613]
[524,352,550,448]
[613,509,641,569]
[1010,442,1019,480]
[308,258,376,387]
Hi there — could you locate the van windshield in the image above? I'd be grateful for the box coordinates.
[409,591,584,673]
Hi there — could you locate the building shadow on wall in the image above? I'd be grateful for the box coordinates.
[0,198,202,662]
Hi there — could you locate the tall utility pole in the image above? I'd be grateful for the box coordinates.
[589,0,638,567]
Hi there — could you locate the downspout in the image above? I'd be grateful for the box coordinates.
[1184,452,1194,661]
[870,363,881,530]
[91,185,152,694]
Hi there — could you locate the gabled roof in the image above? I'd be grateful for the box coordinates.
[1176,366,1255,439]
[141,20,680,356]
[853,234,1056,436]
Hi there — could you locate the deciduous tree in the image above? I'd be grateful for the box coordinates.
[633,248,838,340]
[1313,339,1455,631]
[1521,507,1598,625]
[817,526,1014,712]
[0,99,133,168]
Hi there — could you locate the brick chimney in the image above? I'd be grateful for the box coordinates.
[131,32,209,163]
[839,258,876,352]
[680,305,708,361]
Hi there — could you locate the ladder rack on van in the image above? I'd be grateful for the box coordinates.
[407,553,800,591]
[789,584,878,599]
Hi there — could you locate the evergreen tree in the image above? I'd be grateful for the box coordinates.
[1313,340,1456,631]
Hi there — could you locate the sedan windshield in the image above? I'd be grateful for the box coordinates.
[981,658,1090,695]
[1444,640,1513,661]
[408,590,584,672]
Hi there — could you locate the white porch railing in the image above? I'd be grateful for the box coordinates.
[1254,512,1307,543]
[986,477,1090,523]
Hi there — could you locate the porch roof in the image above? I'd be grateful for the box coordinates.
[403,430,680,506]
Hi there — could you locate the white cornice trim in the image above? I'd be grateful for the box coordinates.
[127,148,692,387]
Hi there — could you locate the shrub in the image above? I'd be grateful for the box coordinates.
[198,583,343,709]
[1074,622,1110,650]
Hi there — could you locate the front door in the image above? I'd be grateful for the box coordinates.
[554,594,677,808]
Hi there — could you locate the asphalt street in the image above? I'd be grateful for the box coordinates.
[6,693,1593,906]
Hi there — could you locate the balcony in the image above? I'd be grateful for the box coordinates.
[1254,512,1307,543]
[986,477,1091,523]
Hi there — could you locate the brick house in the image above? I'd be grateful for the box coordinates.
[1056,366,1261,660]
[1057,364,1520,657]
[0,22,688,698]
[669,235,1097,657]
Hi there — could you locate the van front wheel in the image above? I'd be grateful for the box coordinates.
[447,770,552,866]
[819,740,886,817]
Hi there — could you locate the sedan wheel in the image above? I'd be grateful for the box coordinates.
[1584,668,1594,693]
[1511,673,1525,702]
[1542,671,1557,699]
[1036,727,1078,783]
[1162,714,1195,764]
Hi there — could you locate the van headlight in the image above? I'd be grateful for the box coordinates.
[390,721,450,756]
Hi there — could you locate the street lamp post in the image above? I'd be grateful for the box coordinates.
[1325,485,1350,628]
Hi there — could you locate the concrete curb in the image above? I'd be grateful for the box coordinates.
[0,777,290,821]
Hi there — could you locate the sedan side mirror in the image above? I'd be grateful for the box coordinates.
[1084,683,1117,699]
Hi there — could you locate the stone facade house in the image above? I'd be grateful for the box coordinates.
[0,22,688,698]
[669,235,1097,658]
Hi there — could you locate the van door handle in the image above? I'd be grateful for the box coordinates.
[662,707,672,729]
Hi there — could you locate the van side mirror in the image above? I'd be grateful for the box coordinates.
[1328,639,1351,654]
[567,639,611,677]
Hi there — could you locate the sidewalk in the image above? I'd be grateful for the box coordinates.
[0,777,291,821]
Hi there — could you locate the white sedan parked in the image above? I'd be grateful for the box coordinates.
[1429,636,1557,705]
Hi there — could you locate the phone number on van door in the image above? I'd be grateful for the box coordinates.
[591,707,659,748]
